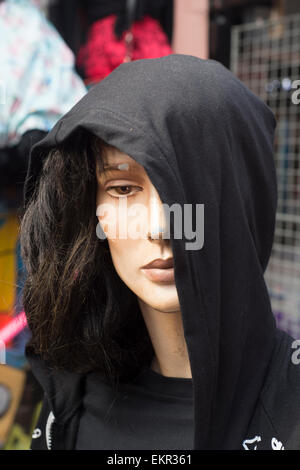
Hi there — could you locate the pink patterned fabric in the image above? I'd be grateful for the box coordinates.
[77,14,173,85]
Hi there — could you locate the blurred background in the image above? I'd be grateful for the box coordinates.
[0,0,299,450]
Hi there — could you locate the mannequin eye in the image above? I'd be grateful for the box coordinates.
[106,185,142,198]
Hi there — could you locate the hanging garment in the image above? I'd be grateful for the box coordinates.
[76,13,173,85]
[0,0,86,147]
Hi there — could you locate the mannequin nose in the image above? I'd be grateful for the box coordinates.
[147,192,168,241]
[147,225,165,240]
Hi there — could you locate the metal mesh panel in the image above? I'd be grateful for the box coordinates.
[231,13,300,338]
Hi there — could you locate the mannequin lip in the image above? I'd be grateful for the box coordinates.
[140,267,175,283]
[141,257,174,269]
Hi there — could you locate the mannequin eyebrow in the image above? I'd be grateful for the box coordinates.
[102,163,140,172]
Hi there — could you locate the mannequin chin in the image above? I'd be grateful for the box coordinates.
[107,238,180,313]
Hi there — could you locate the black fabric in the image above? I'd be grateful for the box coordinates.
[23,54,300,449]
[0,129,47,190]
[242,328,300,450]
[80,0,125,23]
[0,129,47,209]
[26,349,85,450]
[27,328,300,450]
[75,366,194,450]
[49,0,173,55]
[80,0,173,40]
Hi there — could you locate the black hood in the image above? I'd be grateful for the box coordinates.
[24,54,278,449]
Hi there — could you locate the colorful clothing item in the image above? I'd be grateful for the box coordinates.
[0,0,87,147]
[77,14,173,85]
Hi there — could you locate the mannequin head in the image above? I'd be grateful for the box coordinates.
[95,144,180,313]
[20,129,179,381]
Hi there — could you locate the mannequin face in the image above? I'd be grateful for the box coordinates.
[95,145,180,313]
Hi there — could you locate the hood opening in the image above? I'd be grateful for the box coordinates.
[22,54,278,449]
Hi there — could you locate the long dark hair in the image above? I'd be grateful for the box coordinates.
[19,129,154,386]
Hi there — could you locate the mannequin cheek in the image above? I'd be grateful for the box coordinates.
[97,211,148,241]
[96,205,121,240]
[107,237,141,286]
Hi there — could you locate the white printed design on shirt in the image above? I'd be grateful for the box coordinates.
[45,411,55,450]
[242,435,262,449]
[242,435,285,450]
[271,438,284,450]
[32,428,42,439]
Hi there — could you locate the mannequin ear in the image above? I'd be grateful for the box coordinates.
[96,220,108,242]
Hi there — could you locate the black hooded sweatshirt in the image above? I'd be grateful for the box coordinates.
[23,54,300,450]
